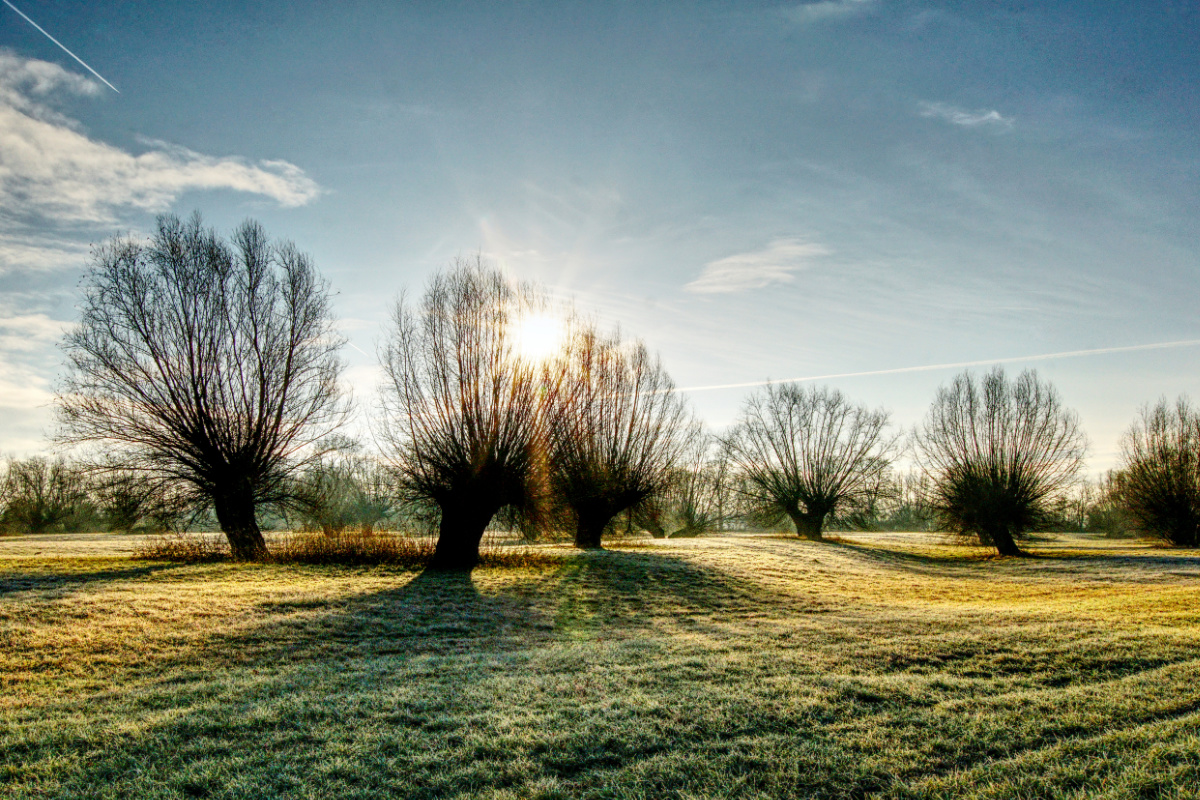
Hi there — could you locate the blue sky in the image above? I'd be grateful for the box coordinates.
[1,0,1197,472]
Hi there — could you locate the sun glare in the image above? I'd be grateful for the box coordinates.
[513,313,565,363]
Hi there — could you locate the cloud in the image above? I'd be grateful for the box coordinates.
[0,49,101,120]
[685,238,831,294]
[0,49,320,229]
[919,101,1014,132]
[0,309,67,353]
[0,232,88,272]
[782,0,875,24]
[0,307,64,452]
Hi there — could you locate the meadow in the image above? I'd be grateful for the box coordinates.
[2,532,1199,799]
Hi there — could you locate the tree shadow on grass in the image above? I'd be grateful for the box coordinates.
[197,550,795,670]
[820,537,1200,583]
[0,565,167,598]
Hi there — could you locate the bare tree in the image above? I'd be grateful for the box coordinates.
[92,468,192,533]
[56,213,347,559]
[289,441,395,535]
[1088,470,1134,537]
[722,384,896,541]
[546,322,694,548]
[872,469,935,531]
[913,368,1086,556]
[378,257,553,570]
[0,457,91,533]
[635,431,729,539]
[1116,397,1200,546]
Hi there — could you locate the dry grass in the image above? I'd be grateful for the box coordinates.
[1,531,1199,798]
[130,529,564,569]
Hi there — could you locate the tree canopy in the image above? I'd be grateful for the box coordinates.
[56,213,346,559]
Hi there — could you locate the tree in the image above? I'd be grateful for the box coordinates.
[913,368,1087,556]
[869,469,935,532]
[92,468,191,533]
[1116,397,1200,546]
[0,457,91,533]
[634,431,729,539]
[1087,470,1134,538]
[722,384,896,541]
[378,257,553,570]
[289,442,395,536]
[547,322,694,548]
[56,213,347,559]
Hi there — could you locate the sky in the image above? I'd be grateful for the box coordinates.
[1,0,1197,474]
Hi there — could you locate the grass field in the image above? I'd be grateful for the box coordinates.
[2,531,1199,799]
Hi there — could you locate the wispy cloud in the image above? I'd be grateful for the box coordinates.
[782,0,875,24]
[0,307,65,452]
[919,101,1014,132]
[0,50,320,230]
[685,238,831,294]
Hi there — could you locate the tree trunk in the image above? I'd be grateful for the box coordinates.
[642,517,667,539]
[430,502,497,570]
[788,508,826,541]
[990,525,1025,557]
[574,512,612,549]
[213,492,267,560]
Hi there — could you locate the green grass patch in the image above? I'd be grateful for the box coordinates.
[1,532,1199,798]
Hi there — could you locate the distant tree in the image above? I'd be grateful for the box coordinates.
[90,468,185,532]
[289,441,395,535]
[868,469,935,532]
[913,368,1087,556]
[0,457,91,533]
[1116,398,1200,546]
[1087,470,1134,538]
[722,384,896,541]
[547,322,694,548]
[378,257,553,570]
[635,431,730,539]
[56,213,347,559]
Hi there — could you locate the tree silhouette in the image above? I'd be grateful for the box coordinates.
[378,257,554,570]
[1117,397,1200,546]
[547,322,693,548]
[913,368,1086,556]
[723,384,895,540]
[56,213,347,559]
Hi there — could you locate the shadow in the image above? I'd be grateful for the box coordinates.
[0,565,167,598]
[197,549,792,671]
[802,534,1200,584]
[801,537,1002,574]
[544,548,800,632]
[199,565,545,669]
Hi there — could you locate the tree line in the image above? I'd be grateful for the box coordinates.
[12,213,1195,565]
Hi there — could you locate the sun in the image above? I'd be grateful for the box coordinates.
[512,313,565,363]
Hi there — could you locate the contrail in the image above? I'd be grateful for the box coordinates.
[2,0,119,93]
[672,338,1200,394]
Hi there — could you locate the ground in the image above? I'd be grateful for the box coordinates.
[1,531,1199,799]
